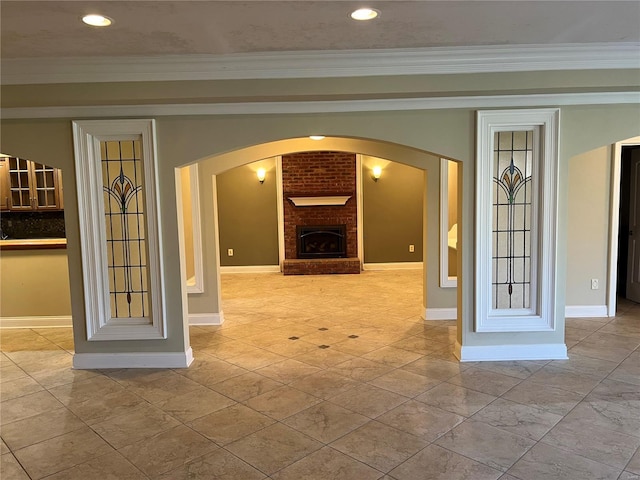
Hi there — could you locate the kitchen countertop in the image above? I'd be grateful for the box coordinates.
[0,238,67,250]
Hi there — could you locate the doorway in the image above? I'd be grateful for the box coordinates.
[617,145,640,302]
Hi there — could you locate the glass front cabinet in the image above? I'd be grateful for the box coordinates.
[0,157,63,211]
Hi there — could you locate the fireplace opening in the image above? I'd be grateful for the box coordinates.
[297,225,347,259]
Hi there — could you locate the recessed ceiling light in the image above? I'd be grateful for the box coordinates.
[82,14,113,27]
[350,8,380,21]
[309,135,325,140]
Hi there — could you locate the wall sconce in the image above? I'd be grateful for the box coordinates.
[372,165,382,182]
[257,168,266,184]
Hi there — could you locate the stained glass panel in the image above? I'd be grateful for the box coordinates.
[101,139,150,319]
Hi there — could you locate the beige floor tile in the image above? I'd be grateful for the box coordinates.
[293,348,358,369]
[563,401,640,439]
[507,442,621,480]
[361,346,423,368]
[415,382,496,417]
[42,451,147,480]
[63,388,146,425]
[627,448,640,475]
[550,352,619,378]
[1,452,30,480]
[466,360,547,379]
[389,444,502,480]
[448,367,523,396]
[119,425,216,477]
[156,447,267,480]
[48,375,125,404]
[542,415,640,470]
[609,352,640,386]
[377,400,464,442]
[255,358,322,383]
[0,375,44,401]
[226,423,323,475]
[91,404,181,449]
[14,427,113,479]
[1,407,85,451]
[209,371,283,401]
[0,390,63,425]
[226,349,289,370]
[283,401,370,443]
[367,368,441,397]
[261,339,320,357]
[179,360,248,387]
[501,379,585,415]
[328,383,408,418]
[0,364,28,383]
[244,385,322,420]
[30,367,101,389]
[435,420,536,472]
[272,446,382,480]
[289,370,359,400]
[331,420,428,472]
[188,404,275,445]
[155,385,236,422]
[203,339,268,360]
[328,357,394,382]
[0,438,9,455]
[6,350,73,375]
[124,371,202,404]
[400,357,466,380]
[472,398,563,440]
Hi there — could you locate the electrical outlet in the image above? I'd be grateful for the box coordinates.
[409,244,415,253]
[591,278,599,290]
[227,248,234,257]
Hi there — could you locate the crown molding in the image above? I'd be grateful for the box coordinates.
[2,92,638,119]
[2,43,639,85]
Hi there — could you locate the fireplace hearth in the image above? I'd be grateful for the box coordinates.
[297,225,347,259]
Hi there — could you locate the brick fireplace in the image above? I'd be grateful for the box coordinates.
[282,151,360,275]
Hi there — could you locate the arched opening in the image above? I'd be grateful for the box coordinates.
[175,136,463,366]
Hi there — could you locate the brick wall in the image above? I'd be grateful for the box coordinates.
[282,152,357,260]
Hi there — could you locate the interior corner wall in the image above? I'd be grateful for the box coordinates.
[566,146,611,307]
[362,157,424,263]
[216,158,279,266]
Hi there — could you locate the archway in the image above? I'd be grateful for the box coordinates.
[176,136,463,362]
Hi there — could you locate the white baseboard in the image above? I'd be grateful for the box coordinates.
[423,308,457,321]
[363,262,423,271]
[454,342,568,362]
[220,265,281,273]
[188,312,225,326]
[73,347,194,369]
[0,315,72,328]
[565,305,608,318]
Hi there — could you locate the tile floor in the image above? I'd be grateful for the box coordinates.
[1,270,639,479]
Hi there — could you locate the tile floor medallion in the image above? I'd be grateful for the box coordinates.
[0,270,638,479]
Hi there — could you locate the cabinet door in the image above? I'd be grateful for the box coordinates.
[0,158,9,211]
[8,157,33,210]
[30,162,62,210]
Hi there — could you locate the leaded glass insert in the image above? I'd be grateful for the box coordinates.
[101,140,150,319]
[492,130,535,310]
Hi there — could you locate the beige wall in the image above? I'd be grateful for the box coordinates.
[180,166,196,281]
[0,249,71,317]
[566,146,611,306]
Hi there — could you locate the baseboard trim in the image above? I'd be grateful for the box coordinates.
[188,312,225,326]
[423,308,457,321]
[565,305,608,318]
[220,265,281,273]
[363,262,422,271]
[0,315,72,328]
[454,342,568,362]
[73,347,194,369]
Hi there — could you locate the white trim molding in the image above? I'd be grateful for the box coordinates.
[220,265,281,274]
[73,348,194,369]
[3,43,638,85]
[185,164,205,294]
[565,305,608,318]
[188,313,225,326]
[3,92,637,120]
[363,262,423,271]
[475,109,560,332]
[72,119,167,341]
[455,342,568,362]
[440,158,458,288]
[0,316,72,328]
[423,308,457,321]
[276,156,285,271]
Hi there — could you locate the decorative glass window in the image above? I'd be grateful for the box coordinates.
[476,109,559,332]
[73,120,166,340]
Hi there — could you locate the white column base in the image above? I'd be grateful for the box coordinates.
[73,348,194,369]
[454,342,568,362]
[423,308,457,321]
[188,312,225,326]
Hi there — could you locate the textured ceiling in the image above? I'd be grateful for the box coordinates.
[2,1,639,59]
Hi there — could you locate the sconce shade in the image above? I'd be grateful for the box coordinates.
[257,168,266,183]
[373,165,382,181]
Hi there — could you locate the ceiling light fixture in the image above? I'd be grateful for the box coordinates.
[309,135,325,140]
[82,14,113,27]
[350,8,380,21]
